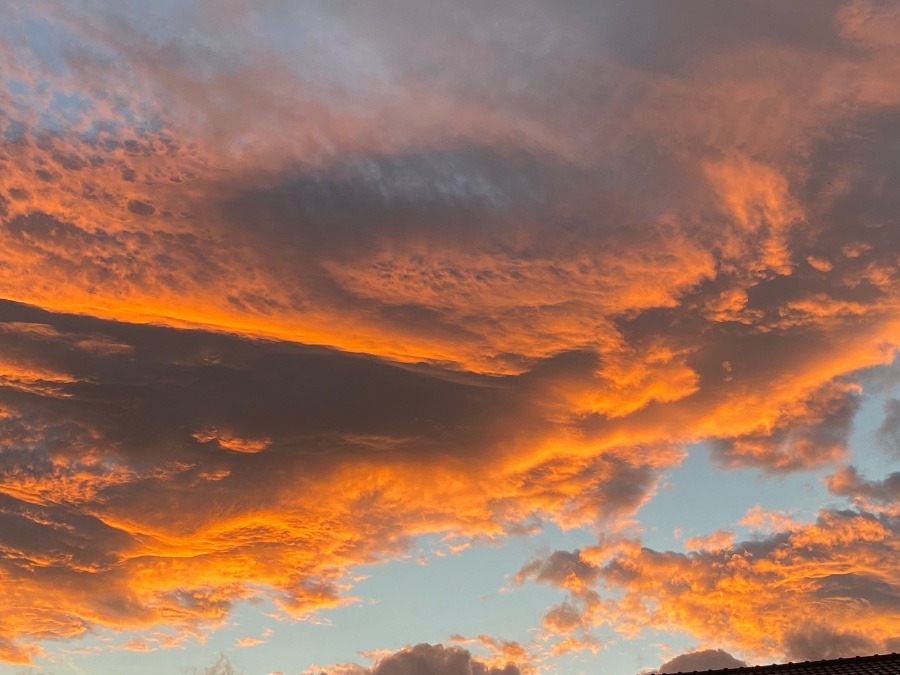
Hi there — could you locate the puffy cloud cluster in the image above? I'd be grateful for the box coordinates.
[516,506,900,664]
[657,649,747,674]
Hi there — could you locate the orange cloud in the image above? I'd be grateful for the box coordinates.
[683,529,735,553]
[0,294,895,661]
[192,428,271,454]
[0,309,694,660]
[739,505,802,534]
[825,466,900,516]
[591,510,898,662]
[704,157,801,277]
[449,634,536,673]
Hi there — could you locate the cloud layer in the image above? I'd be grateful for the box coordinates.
[0,0,899,669]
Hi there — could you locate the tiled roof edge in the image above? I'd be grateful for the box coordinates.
[665,652,900,675]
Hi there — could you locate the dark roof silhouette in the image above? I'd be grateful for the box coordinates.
[665,653,900,675]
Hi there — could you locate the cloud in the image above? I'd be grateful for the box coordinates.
[683,529,735,553]
[514,550,600,593]
[783,623,879,662]
[707,380,862,471]
[1,0,897,382]
[878,398,900,458]
[374,644,520,675]
[838,0,900,47]
[309,643,523,675]
[448,634,532,672]
[0,300,683,660]
[513,550,605,654]
[518,507,900,661]
[192,428,272,454]
[0,0,900,668]
[825,466,900,514]
[657,648,746,674]
[739,505,801,534]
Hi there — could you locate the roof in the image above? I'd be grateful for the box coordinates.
[668,653,900,675]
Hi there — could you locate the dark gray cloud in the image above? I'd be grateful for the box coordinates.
[813,573,900,609]
[784,623,879,662]
[316,643,522,675]
[825,465,900,512]
[513,549,605,653]
[657,648,746,674]
[0,299,523,461]
[578,0,848,74]
[515,549,599,589]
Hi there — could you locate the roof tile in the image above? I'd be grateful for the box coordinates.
[666,654,900,675]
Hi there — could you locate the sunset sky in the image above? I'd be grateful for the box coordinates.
[1,2,899,674]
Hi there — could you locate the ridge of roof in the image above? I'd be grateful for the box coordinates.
[665,652,900,675]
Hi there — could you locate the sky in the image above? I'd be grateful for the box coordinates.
[0,1,899,674]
